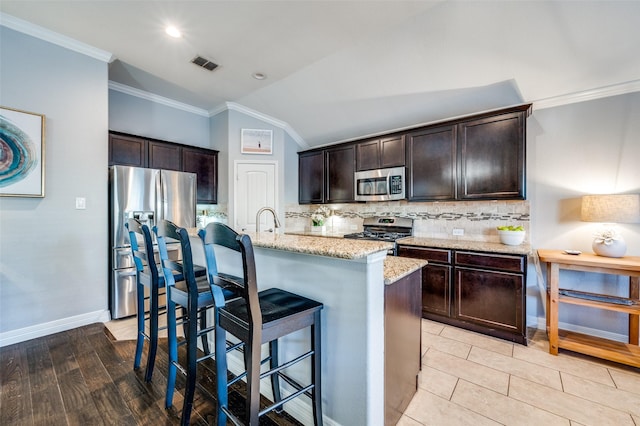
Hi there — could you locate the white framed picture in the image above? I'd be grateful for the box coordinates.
[241,129,272,154]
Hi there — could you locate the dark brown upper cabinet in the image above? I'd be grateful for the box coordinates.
[407,104,530,201]
[298,144,356,204]
[298,150,325,204]
[356,135,405,171]
[298,104,530,204]
[406,125,457,201]
[457,110,526,200]
[182,146,218,204]
[109,132,219,204]
[326,144,355,203]
[109,133,148,167]
[148,141,181,171]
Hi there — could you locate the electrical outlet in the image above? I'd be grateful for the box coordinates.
[75,197,86,209]
[452,228,464,236]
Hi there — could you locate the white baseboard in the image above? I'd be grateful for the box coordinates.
[0,309,111,347]
[527,315,628,343]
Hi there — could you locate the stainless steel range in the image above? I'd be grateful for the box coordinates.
[344,216,413,255]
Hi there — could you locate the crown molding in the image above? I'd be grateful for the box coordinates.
[533,79,640,110]
[216,102,308,149]
[108,81,209,116]
[0,12,113,63]
[109,84,308,146]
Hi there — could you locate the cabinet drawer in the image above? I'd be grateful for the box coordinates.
[397,246,451,264]
[455,251,524,273]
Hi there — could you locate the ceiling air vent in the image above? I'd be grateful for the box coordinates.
[191,55,218,71]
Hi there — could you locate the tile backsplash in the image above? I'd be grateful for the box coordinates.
[286,200,530,243]
[196,200,530,244]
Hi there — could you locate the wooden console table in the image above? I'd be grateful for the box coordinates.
[537,249,640,368]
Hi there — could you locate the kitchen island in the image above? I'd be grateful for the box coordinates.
[188,230,425,426]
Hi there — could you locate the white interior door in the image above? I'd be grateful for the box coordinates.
[235,161,277,232]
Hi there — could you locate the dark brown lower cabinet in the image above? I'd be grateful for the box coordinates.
[385,267,422,426]
[397,245,527,344]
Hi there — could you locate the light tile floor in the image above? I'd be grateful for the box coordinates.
[105,317,640,425]
[401,319,640,426]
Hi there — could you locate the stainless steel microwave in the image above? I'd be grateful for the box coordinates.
[354,167,405,202]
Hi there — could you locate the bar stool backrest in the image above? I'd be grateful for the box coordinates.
[154,220,196,300]
[199,222,262,332]
[126,218,160,283]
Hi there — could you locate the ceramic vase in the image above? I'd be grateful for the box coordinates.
[592,237,626,258]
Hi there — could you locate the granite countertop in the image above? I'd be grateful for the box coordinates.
[383,256,427,285]
[397,236,532,255]
[190,228,426,284]
[188,229,392,260]
[285,230,348,238]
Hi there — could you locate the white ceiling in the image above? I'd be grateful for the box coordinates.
[2,1,639,148]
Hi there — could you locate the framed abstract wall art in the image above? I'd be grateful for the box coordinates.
[241,128,273,154]
[0,106,46,197]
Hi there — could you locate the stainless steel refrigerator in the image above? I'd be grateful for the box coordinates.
[109,165,197,319]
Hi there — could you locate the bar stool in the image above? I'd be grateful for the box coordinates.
[126,218,209,383]
[154,219,239,426]
[200,222,324,426]
[125,218,164,382]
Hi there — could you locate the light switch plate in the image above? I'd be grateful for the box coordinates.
[452,228,464,236]
[75,197,86,209]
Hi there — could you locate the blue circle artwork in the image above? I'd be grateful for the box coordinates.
[0,114,37,187]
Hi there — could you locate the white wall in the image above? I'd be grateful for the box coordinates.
[528,92,640,337]
[0,27,110,344]
[109,89,210,147]
[284,132,300,204]
[224,110,286,229]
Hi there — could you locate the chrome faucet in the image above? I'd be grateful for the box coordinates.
[256,207,281,233]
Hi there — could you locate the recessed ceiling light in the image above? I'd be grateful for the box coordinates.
[165,26,182,38]
[253,72,266,80]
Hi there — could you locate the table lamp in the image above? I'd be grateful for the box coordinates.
[580,194,640,257]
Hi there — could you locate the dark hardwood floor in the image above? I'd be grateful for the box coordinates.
[0,323,303,425]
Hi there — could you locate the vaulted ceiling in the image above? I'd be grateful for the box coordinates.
[2,1,639,148]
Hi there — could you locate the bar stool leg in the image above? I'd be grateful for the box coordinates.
[215,323,229,426]
[145,285,160,382]
[134,282,145,371]
[246,333,261,425]
[269,339,282,412]
[181,304,199,425]
[312,312,323,426]
[165,298,178,409]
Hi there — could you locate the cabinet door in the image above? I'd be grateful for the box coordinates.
[356,136,405,171]
[454,267,524,334]
[356,139,380,171]
[423,264,452,317]
[109,134,147,167]
[298,151,325,204]
[406,125,456,201]
[457,111,526,200]
[182,147,218,204]
[148,141,181,171]
[397,246,452,318]
[380,135,405,169]
[326,145,355,203]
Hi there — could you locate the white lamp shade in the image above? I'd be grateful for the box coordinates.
[581,194,640,223]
